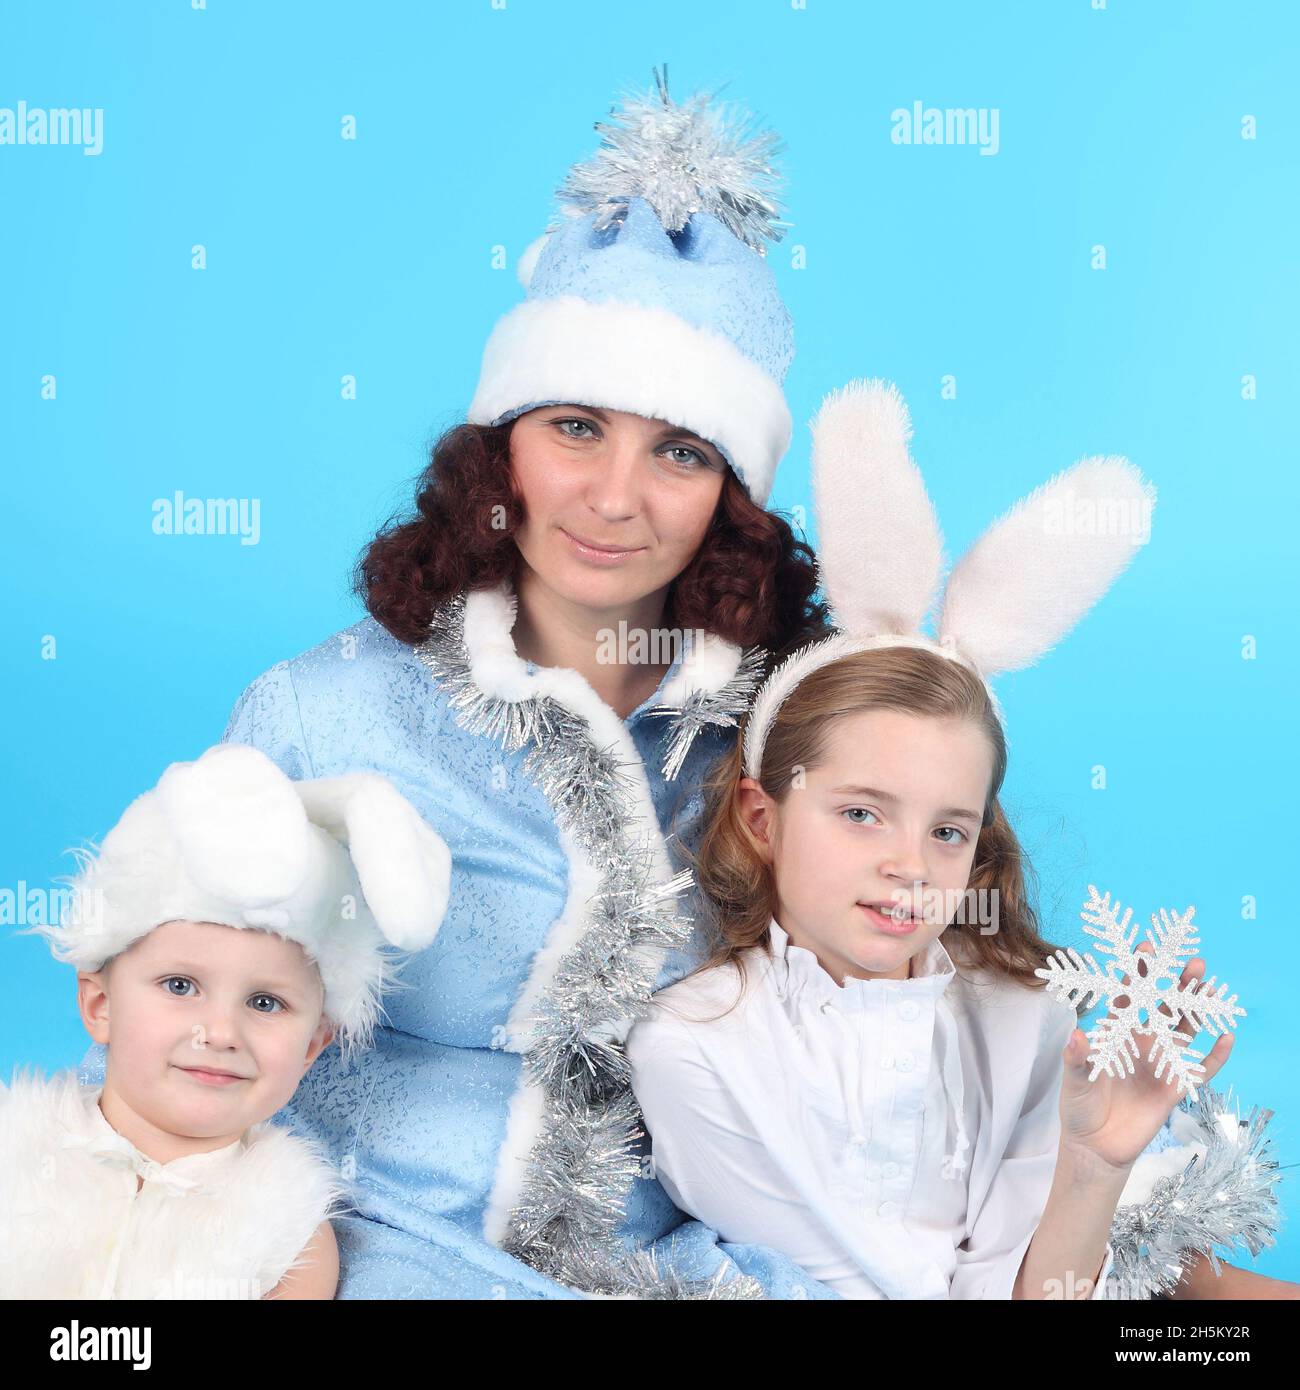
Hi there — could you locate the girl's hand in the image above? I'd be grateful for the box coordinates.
[1057,939,1234,1176]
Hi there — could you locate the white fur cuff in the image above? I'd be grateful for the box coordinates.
[467,295,791,505]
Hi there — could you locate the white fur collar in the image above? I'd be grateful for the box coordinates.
[462,580,745,714]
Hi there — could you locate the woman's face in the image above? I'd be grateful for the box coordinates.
[739,709,994,984]
[508,404,728,613]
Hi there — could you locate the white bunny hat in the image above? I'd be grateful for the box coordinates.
[27,744,452,1055]
[742,379,1157,779]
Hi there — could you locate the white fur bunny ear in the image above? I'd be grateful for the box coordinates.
[938,456,1156,676]
[293,774,451,952]
[154,744,313,905]
[811,379,944,637]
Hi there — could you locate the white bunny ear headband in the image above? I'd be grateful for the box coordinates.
[26,744,452,1056]
[742,379,1156,780]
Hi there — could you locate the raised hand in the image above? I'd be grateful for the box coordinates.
[1056,939,1234,1176]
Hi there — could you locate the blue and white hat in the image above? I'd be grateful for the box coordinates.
[25,744,452,1057]
[467,67,795,507]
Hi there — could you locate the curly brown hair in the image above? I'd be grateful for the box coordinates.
[352,420,830,652]
[678,644,1073,1016]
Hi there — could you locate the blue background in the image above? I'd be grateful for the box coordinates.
[2,1,1296,1282]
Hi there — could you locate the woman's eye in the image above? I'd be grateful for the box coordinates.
[842,807,880,825]
[162,977,195,997]
[249,994,285,1014]
[934,826,969,845]
[660,445,706,469]
[553,418,596,439]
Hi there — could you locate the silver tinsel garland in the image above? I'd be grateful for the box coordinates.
[647,641,769,781]
[1106,1084,1283,1299]
[553,63,789,255]
[414,590,768,1299]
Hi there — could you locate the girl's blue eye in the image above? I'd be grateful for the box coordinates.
[163,976,194,997]
[934,826,969,846]
[249,994,285,1015]
[842,807,880,825]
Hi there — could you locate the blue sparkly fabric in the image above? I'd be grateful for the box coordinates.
[527,196,794,383]
[78,611,838,1300]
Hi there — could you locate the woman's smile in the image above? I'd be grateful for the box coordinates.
[559,527,647,563]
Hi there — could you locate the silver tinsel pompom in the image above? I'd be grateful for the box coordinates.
[1106,1084,1283,1299]
[554,63,788,255]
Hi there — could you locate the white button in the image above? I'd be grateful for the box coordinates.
[879,1054,894,1070]
[850,1134,866,1147]
[819,1001,832,1015]
[882,1161,901,1179]
[898,1001,919,1022]
[896,1052,915,1072]
[878,1200,899,1218]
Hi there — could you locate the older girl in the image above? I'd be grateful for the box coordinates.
[627,380,1237,1299]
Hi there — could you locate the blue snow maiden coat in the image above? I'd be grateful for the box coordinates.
[82,578,840,1299]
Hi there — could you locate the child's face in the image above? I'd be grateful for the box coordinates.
[78,919,335,1139]
[739,709,993,984]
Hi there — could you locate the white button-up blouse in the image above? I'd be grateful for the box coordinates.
[627,920,1115,1299]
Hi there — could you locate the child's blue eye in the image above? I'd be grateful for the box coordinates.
[161,978,285,1013]
[842,807,881,825]
[934,826,969,845]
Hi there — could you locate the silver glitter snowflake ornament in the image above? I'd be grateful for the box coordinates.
[553,63,789,254]
[1036,885,1245,1096]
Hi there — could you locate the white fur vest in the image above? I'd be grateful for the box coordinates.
[0,1070,351,1299]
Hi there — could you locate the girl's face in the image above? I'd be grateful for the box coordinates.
[739,709,994,984]
[508,404,728,614]
[78,919,334,1142]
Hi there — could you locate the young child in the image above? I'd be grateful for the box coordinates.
[3,742,451,1300]
[627,379,1236,1300]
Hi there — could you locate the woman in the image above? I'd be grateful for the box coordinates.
[84,75,838,1299]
